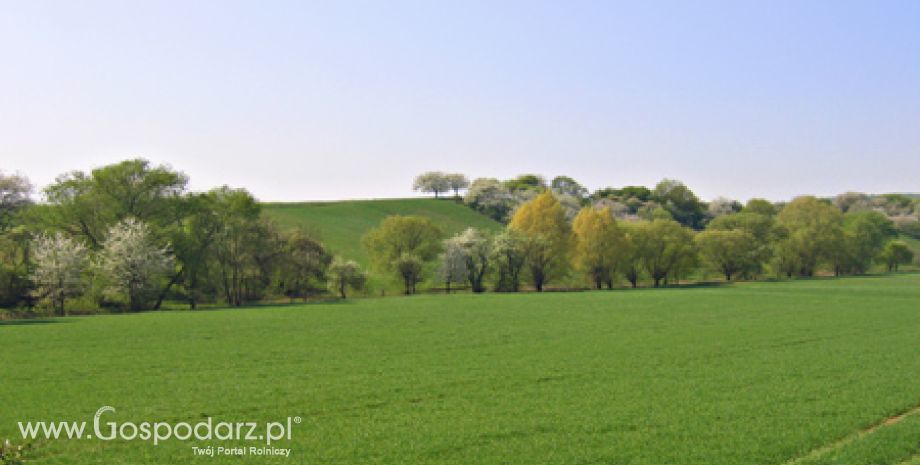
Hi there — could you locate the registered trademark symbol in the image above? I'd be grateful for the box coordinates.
[294,416,302,424]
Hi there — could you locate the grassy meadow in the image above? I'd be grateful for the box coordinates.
[262,198,502,267]
[3,273,920,464]
[262,198,503,293]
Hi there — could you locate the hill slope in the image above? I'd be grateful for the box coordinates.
[262,198,502,266]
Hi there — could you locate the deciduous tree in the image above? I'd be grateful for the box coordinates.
[362,215,443,294]
[413,172,450,199]
[509,192,571,291]
[653,179,706,229]
[551,176,588,199]
[571,207,625,289]
[618,222,644,288]
[834,212,896,274]
[42,159,187,247]
[696,229,756,280]
[491,230,526,292]
[637,219,696,287]
[327,258,367,299]
[879,241,913,272]
[395,253,424,295]
[438,237,468,293]
[464,178,516,222]
[31,232,88,315]
[96,218,174,311]
[775,196,844,276]
[707,212,776,278]
[279,230,332,301]
[450,228,492,293]
[445,173,470,199]
[503,174,547,193]
[0,172,32,231]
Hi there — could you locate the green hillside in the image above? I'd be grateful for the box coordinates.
[262,198,502,266]
[901,235,920,261]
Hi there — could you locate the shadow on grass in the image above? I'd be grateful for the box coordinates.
[0,318,68,327]
[154,297,356,314]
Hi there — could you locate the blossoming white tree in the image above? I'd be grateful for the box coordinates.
[96,218,174,311]
[413,172,450,198]
[453,228,492,293]
[31,233,88,315]
[438,237,468,293]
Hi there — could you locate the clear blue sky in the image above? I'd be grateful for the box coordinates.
[2,0,918,202]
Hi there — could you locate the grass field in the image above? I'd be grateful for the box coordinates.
[3,274,920,464]
[262,198,502,266]
[262,198,503,293]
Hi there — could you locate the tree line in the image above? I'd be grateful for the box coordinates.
[382,172,917,294]
[0,160,368,315]
[0,163,916,315]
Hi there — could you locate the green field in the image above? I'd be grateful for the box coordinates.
[3,274,920,464]
[262,198,502,266]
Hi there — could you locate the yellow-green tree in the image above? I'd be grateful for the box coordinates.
[775,196,843,277]
[879,240,913,272]
[637,219,696,287]
[618,221,644,288]
[571,207,625,289]
[509,191,571,291]
[708,210,776,278]
[362,215,443,294]
[695,229,756,280]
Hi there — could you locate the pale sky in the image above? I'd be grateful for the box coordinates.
[2,1,918,202]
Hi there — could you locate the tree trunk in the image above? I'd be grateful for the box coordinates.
[625,268,639,288]
[154,269,183,310]
[532,266,545,292]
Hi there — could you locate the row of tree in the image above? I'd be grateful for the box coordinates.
[413,171,920,240]
[1,162,916,313]
[369,191,915,294]
[0,160,369,315]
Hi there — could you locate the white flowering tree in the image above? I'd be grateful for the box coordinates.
[31,233,88,315]
[444,173,470,199]
[438,237,468,293]
[464,178,516,222]
[707,197,742,219]
[453,228,492,293]
[0,172,32,230]
[413,172,450,198]
[327,258,367,299]
[96,218,174,311]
